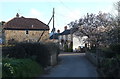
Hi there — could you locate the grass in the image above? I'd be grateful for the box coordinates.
[2,58,43,77]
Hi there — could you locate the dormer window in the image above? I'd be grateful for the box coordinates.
[26,30,29,34]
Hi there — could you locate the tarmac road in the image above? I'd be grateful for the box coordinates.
[41,52,99,77]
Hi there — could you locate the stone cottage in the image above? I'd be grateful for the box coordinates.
[3,13,49,44]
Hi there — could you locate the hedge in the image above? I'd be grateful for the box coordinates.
[2,43,50,68]
[100,58,120,78]
[98,43,120,78]
[99,43,120,58]
[2,42,60,68]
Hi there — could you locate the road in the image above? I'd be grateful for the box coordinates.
[42,52,99,77]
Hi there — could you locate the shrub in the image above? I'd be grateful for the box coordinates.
[2,44,26,58]
[64,44,68,52]
[63,43,73,52]
[45,42,60,55]
[67,48,73,52]
[100,58,120,77]
[100,47,115,58]
[2,58,43,78]
[109,43,120,54]
[2,43,50,68]
[89,45,97,53]
[2,42,61,68]
[99,43,120,58]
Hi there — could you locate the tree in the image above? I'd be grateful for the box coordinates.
[114,1,120,25]
[107,1,120,44]
[68,12,115,49]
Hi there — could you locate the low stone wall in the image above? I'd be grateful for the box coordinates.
[85,52,98,66]
[50,53,57,66]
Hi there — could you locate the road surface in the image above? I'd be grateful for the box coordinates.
[42,52,99,77]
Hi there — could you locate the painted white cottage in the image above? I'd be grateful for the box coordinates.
[58,26,87,52]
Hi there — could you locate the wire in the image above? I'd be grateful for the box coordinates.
[58,0,72,12]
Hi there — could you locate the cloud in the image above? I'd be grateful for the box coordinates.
[27,8,49,24]
[29,8,42,18]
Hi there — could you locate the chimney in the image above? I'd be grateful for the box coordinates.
[64,26,67,30]
[16,13,19,18]
[57,29,60,33]
[21,16,25,18]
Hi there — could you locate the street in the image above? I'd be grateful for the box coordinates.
[42,52,99,77]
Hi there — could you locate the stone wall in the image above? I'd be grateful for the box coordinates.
[4,30,49,43]
[50,53,57,66]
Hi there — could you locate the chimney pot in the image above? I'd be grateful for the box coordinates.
[57,29,60,33]
[16,13,19,18]
[64,26,67,30]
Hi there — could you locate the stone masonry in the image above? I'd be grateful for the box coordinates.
[4,30,49,43]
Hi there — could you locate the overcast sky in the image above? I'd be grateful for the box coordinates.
[0,0,119,32]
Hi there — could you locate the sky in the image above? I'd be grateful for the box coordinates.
[0,0,119,32]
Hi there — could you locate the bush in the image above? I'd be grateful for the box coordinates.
[2,43,50,68]
[64,44,68,52]
[100,58,120,77]
[45,42,60,55]
[67,48,73,52]
[99,43,120,58]
[98,44,120,77]
[100,47,115,58]
[89,45,96,53]
[2,58,43,78]
[109,43,120,54]
[63,43,73,52]
[2,42,61,67]
[2,44,26,58]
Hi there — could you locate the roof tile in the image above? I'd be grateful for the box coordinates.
[3,17,49,30]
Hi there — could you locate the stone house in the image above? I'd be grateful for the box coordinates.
[3,13,49,44]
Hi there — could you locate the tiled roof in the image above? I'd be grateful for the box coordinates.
[3,17,49,30]
[50,33,60,39]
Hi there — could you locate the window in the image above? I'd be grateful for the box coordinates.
[26,30,29,34]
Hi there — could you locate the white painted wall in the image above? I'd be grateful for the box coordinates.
[73,35,87,52]
[73,35,81,52]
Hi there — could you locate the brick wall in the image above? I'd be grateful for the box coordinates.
[4,30,49,43]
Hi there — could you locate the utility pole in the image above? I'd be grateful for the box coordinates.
[37,8,55,42]
[53,8,55,40]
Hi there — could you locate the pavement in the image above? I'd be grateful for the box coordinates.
[41,52,99,77]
